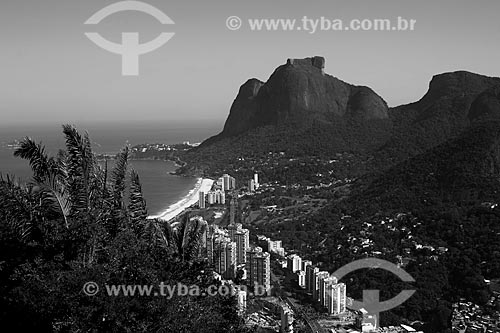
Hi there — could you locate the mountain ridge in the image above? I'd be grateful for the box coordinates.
[204,56,390,145]
[201,57,500,157]
[185,57,500,184]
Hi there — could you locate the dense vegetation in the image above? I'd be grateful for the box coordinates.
[181,74,500,332]
[241,120,500,332]
[0,125,246,332]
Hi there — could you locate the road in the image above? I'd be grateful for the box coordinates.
[270,270,325,333]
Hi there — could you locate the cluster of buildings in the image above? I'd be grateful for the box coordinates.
[257,235,286,257]
[199,173,262,208]
[197,173,273,299]
[199,173,237,208]
[248,173,260,192]
[199,189,226,208]
[284,253,347,316]
[452,301,500,333]
[246,246,271,295]
[204,221,271,296]
[218,173,237,192]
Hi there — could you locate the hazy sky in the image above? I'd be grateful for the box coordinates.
[1,0,499,127]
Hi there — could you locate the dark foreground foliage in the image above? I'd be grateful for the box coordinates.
[0,125,246,332]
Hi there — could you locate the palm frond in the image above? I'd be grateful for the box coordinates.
[62,124,91,216]
[13,137,51,183]
[111,146,129,204]
[37,171,71,228]
[171,215,207,261]
[0,174,37,242]
[128,169,148,226]
[139,218,173,251]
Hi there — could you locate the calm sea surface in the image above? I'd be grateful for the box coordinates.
[0,122,220,215]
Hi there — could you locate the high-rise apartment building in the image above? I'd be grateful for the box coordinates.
[248,179,256,192]
[306,265,319,294]
[316,271,330,303]
[213,237,237,279]
[302,260,312,272]
[198,191,205,209]
[246,247,271,295]
[325,281,346,315]
[229,197,237,224]
[287,254,302,273]
[222,174,236,191]
[297,270,306,288]
[228,223,250,264]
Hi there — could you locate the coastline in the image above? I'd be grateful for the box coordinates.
[148,177,214,221]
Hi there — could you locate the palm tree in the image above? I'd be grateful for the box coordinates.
[1,126,135,263]
[129,169,148,225]
[1,124,208,264]
[139,214,208,262]
[170,214,208,261]
[0,174,46,242]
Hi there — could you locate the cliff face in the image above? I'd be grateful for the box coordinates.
[221,78,264,137]
[377,71,500,162]
[201,56,500,167]
[217,56,389,139]
[469,85,500,122]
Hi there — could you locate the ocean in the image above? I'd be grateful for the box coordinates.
[0,122,220,216]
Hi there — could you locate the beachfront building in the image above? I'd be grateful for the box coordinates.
[222,174,236,191]
[216,177,225,191]
[287,254,302,273]
[198,191,206,209]
[207,191,216,205]
[207,189,226,205]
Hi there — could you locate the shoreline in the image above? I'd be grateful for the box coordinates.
[148,177,214,222]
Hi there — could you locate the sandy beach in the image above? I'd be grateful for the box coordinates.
[148,178,214,221]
